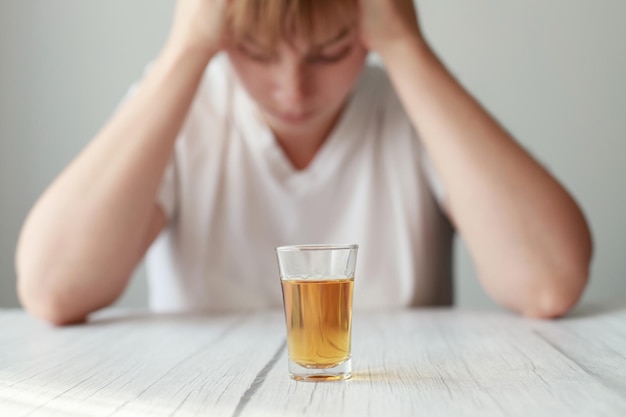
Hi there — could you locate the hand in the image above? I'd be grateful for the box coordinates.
[359,0,422,53]
[166,0,230,55]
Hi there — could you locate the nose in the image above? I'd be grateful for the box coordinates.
[272,60,309,110]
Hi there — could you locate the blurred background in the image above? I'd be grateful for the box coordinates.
[1,0,624,310]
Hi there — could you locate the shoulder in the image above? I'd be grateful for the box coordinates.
[360,57,409,124]
[189,53,234,119]
[357,58,414,142]
[158,53,236,168]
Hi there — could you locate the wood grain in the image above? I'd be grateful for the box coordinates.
[0,307,624,416]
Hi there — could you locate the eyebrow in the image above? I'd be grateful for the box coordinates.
[242,35,265,47]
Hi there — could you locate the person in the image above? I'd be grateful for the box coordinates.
[15,0,592,325]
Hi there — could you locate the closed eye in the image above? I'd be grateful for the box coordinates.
[238,45,275,63]
[306,46,353,65]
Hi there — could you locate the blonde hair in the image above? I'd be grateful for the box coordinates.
[228,0,358,50]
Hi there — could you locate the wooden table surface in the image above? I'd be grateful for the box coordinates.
[1,306,625,416]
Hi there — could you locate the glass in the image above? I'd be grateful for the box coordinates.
[276,244,358,381]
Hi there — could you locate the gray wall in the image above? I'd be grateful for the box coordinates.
[1,0,624,309]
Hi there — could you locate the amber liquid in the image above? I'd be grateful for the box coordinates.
[281,278,354,368]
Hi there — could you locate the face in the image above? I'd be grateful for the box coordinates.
[226,24,369,141]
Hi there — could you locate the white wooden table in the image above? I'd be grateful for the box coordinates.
[1,306,625,416]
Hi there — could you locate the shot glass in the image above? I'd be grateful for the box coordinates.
[276,244,358,381]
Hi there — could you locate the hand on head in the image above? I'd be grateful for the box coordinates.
[167,0,231,55]
[166,0,422,58]
[358,0,422,52]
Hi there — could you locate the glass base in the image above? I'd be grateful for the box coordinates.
[288,357,352,381]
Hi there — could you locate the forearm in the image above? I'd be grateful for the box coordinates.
[16,42,213,324]
[381,38,592,317]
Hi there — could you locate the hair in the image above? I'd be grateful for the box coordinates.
[228,0,358,51]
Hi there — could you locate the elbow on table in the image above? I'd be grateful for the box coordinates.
[520,265,590,320]
[19,289,87,327]
[17,271,87,327]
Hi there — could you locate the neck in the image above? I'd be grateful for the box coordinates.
[272,104,346,171]
[276,132,327,170]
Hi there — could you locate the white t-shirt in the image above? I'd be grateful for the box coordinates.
[144,54,454,312]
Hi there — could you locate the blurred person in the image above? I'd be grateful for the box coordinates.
[15,0,592,325]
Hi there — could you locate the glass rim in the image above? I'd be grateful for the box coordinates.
[275,244,358,252]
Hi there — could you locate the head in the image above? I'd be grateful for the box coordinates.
[226,0,368,141]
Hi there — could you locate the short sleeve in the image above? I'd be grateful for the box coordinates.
[376,62,448,210]
[420,147,447,208]
[156,155,177,220]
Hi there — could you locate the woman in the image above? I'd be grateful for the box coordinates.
[15,0,592,325]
